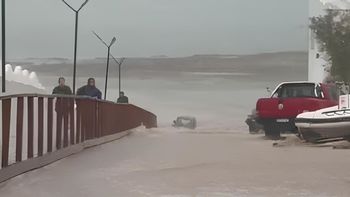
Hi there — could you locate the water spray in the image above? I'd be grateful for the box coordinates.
[1,64,45,90]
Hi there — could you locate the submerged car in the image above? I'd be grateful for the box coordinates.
[255,82,338,138]
[172,116,197,129]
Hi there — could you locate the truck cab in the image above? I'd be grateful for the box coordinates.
[255,82,338,138]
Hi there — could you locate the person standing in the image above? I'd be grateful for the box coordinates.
[52,77,72,95]
[52,77,73,112]
[52,77,72,149]
[77,78,102,99]
[117,91,129,104]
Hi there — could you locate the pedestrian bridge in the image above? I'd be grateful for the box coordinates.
[0,94,157,183]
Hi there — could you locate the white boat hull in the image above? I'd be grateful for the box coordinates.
[295,106,350,142]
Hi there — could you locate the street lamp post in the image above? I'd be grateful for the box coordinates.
[61,0,89,94]
[111,55,125,95]
[2,0,5,93]
[92,31,116,100]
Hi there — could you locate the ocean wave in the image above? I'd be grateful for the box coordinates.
[1,64,45,90]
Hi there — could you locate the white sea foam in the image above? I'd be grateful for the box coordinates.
[1,64,45,90]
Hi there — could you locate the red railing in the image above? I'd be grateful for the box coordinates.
[0,94,157,182]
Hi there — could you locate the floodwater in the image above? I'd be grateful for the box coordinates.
[2,53,350,196]
[1,129,350,197]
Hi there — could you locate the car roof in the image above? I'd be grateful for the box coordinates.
[278,81,317,86]
[177,116,196,120]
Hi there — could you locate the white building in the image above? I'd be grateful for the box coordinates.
[308,0,350,82]
[309,0,327,82]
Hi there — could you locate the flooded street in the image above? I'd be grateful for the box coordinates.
[2,53,349,196]
[1,129,350,196]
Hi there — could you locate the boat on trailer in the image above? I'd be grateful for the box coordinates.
[295,95,350,143]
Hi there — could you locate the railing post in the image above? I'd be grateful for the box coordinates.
[56,98,62,150]
[70,98,75,145]
[37,97,44,157]
[63,98,69,148]
[83,99,94,140]
[93,100,98,138]
[85,100,90,139]
[97,102,102,137]
[2,98,11,168]
[27,97,34,159]
[80,99,86,141]
[16,97,24,162]
[47,98,53,153]
[76,99,81,144]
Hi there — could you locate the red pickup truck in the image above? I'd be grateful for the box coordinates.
[255,82,338,138]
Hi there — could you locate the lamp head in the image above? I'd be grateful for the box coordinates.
[110,37,117,47]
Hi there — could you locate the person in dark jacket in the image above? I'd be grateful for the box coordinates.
[52,78,72,140]
[117,91,129,104]
[77,78,102,99]
[52,77,72,95]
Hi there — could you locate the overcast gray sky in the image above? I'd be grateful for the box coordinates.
[4,0,308,58]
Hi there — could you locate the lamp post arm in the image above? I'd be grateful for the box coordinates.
[62,0,77,12]
[78,0,89,12]
[110,54,120,66]
[92,31,109,48]
[119,57,125,65]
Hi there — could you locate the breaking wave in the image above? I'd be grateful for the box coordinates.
[1,64,45,90]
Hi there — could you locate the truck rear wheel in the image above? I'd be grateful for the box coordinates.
[264,123,281,140]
